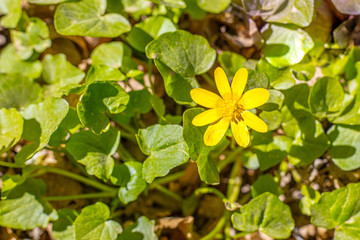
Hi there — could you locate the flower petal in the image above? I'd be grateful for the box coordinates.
[231,68,248,103]
[242,111,268,133]
[214,67,232,100]
[190,88,223,108]
[203,117,230,146]
[238,88,270,109]
[192,108,221,126]
[231,121,250,148]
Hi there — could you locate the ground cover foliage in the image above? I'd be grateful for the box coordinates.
[0,0,360,239]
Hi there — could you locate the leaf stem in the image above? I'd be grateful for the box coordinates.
[194,187,228,203]
[149,182,183,202]
[43,191,116,201]
[152,171,184,185]
[201,73,216,88]
[118,143,136,162]
[217,147,243,172]
[0,161,118,194]
[148,59,155,94]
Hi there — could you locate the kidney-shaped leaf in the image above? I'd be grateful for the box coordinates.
[146,30,216,77]
[232,192,294,239]
[66,128,120,180]
[311,182,360,229]
[262,24,314,68]
[137,124,190,183]
[196,0,231,14]
[74,202,122,240]
[77,81,129,134]
[54,0,131,37]
[15,98,69,164]
[331,0,360,15]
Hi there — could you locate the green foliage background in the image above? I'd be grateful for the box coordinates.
[1,0,360,239]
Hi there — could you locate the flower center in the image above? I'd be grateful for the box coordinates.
[216,100,244,123]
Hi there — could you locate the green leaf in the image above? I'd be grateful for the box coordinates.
[43,54,85,97]
[266,0,314,27]
[150,0,186,8]
[196,0,231,13]
[253,134,292,171]
[256,58,295,90]
[218,51,246,80]
[90,42,132,69]
[77,81,129,134]
[119,89,152,118]
[259,110,283,131]
[0,44,42,79]
[262,24,314,68]
[146,30,216,77]
[309,77,345,118]
[150,94,166,117]
[154,59,199,105]
[116,161,147,204]
[245,71,269,91]
[119,216,158,240]
[11,17,51,60]
[53,209,79,240]
[0,74,42,109]
[86,65,126,83]
[48,107,80,146]
[54,0,131,37]
[258,89,284,111]
[335,212,360,240]
[126,16,177,52]
[0,178,58,230]
[311,182,360,229]
[137,124,190,183]
[74,202,122,240]
[29,0,68,4]
[0,0,21,28]
[251,174,282,198]
[331,0,360,15]
[231,192,294,239]
[183,0,206,19]
[15,98,69,164]
[0,108,23,154]
[328,125,360,171]
[66,128,120,180]
[299,185,320,216]
[183,108,229,184]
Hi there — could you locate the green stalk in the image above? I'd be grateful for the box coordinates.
[201,73,216,88]
[148,59,155,94]
[217,147,243,172]
[44,192,116,201]
[152,171,184,185]
[195,187,228,203]
[149,182,183,202]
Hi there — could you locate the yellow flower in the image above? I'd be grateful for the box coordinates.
[190,67,269,147]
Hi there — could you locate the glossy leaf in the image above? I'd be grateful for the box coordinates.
[328,125,360,171]
[146,30,216,77]
[262,24,314,68]
[90,42,132,69]
[251,174,282,198]
[137,124,190,183]
[196,0,231,13]
[119,216,158,240]
[74,202,122,240]
[0,108,23,154]
[0,0,21,28]
[53,209,79,240]
[0,74,42,109]
[77,81,129,134]
[66,128,120,180]
[15,98,69,164]
[232,192,294,239]
[54,0,131,37]
[331,0,360,15]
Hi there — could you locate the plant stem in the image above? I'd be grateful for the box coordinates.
[200,211,230,240]
[118,144,136,162]
[201,73,216,88]
[42,166,118,193]
[217,147,243,172]
[195,187,228,203]
[152,171,184,185]
[149,182,183,202]
[120,130,137,143]
[0,161,118,194]
[44,191,116,201]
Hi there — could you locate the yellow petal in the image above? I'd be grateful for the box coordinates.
[238,88,269,109]
[231,121,250,148]
[214,67,232,100]
[231,68,248,103]
[192,108,221,126]
[203,117,230,146]
[190,88,223,108]
[242,111,268,133]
